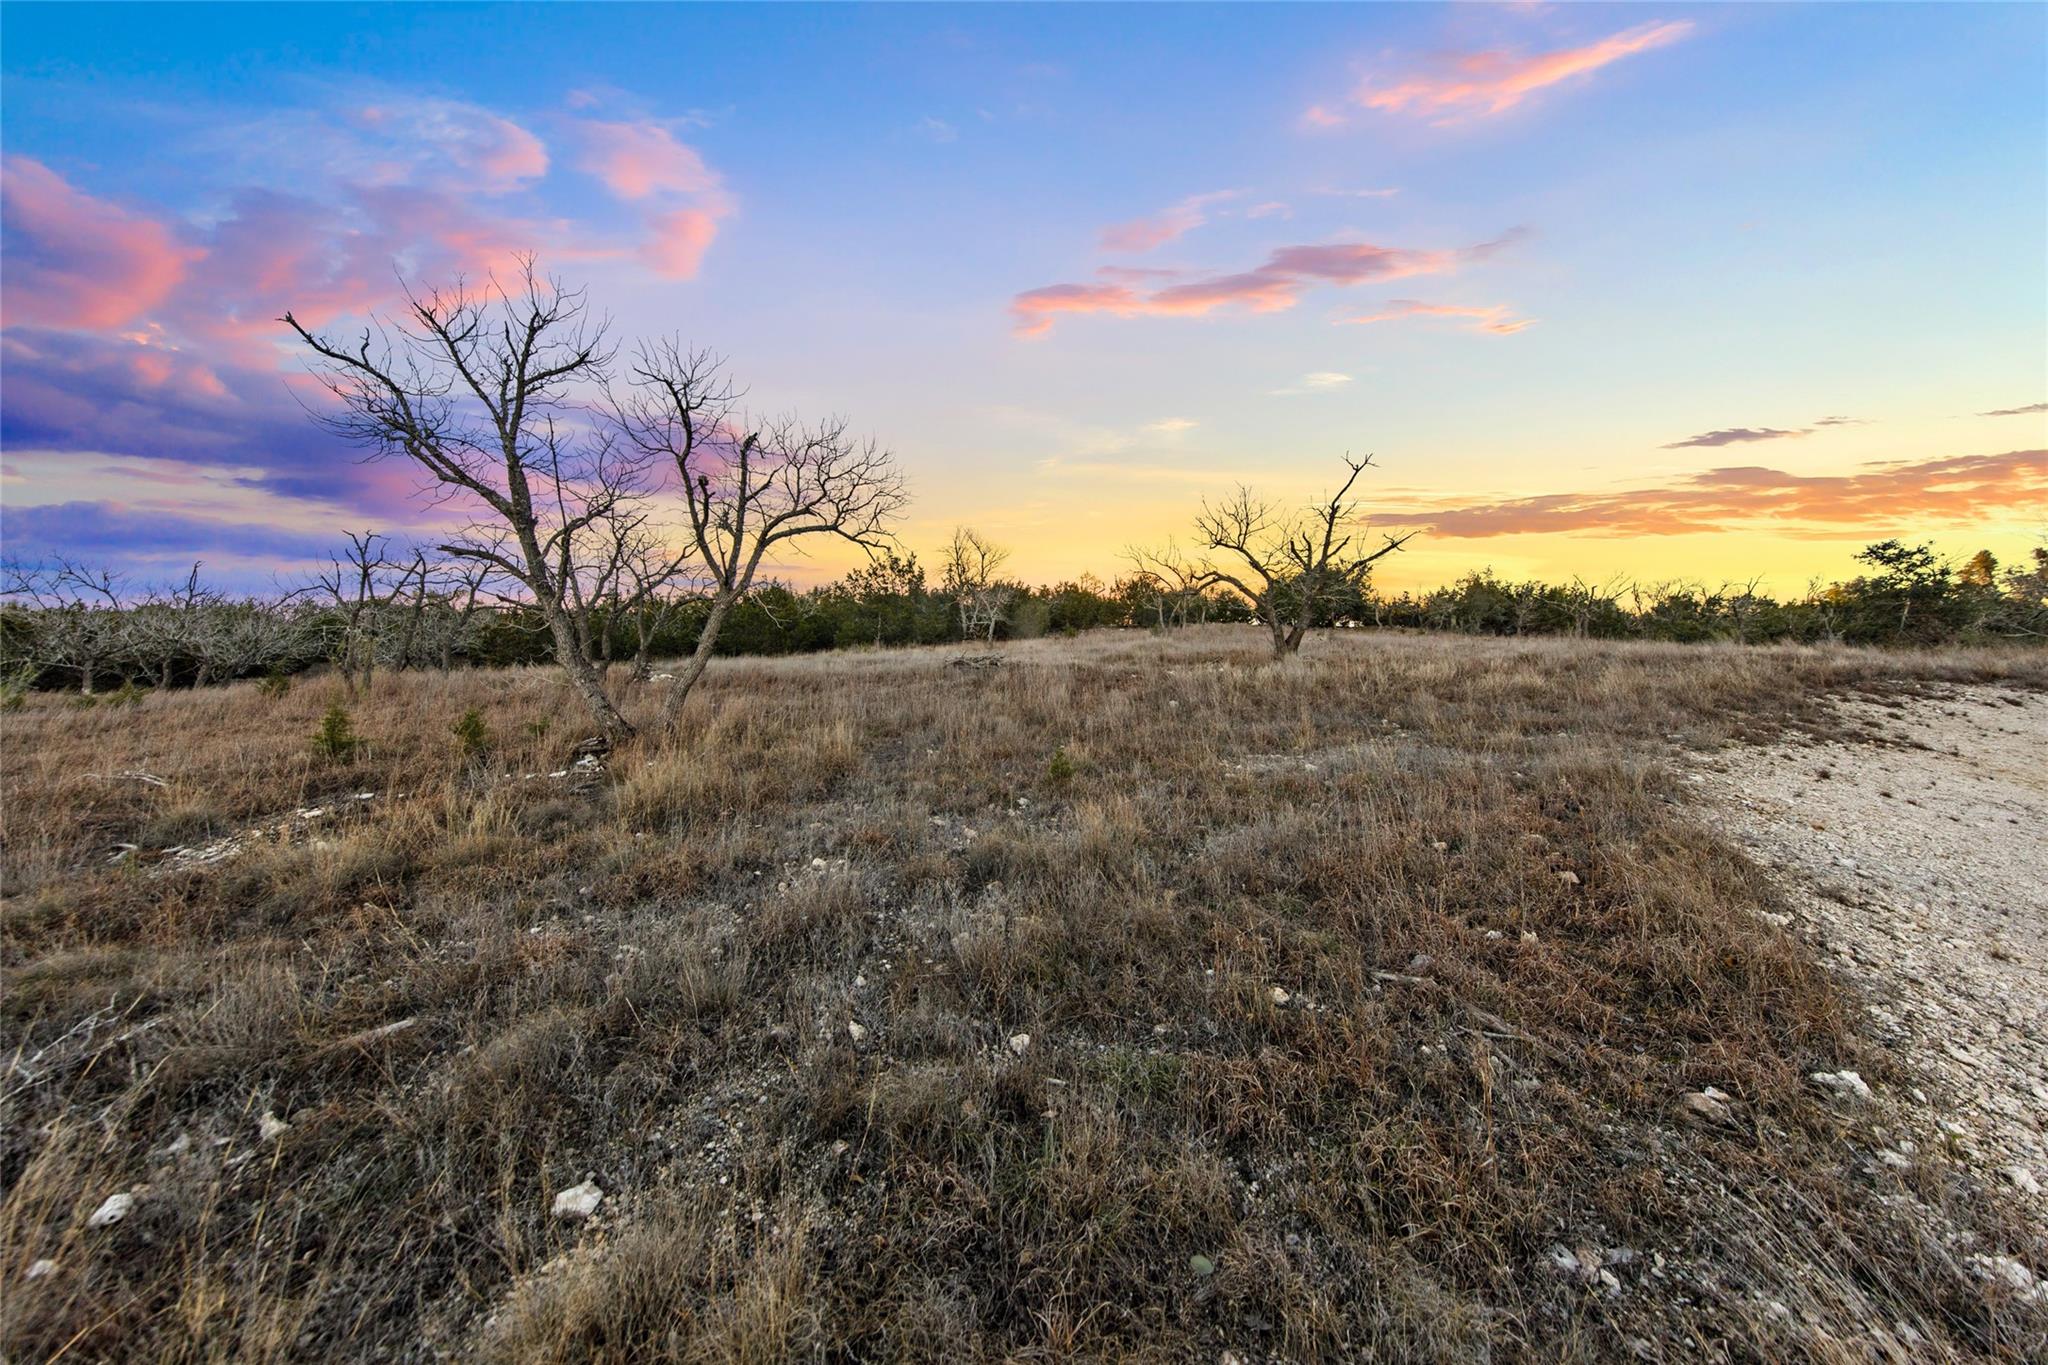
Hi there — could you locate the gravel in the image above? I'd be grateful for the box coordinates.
[1693,684,2048,1216]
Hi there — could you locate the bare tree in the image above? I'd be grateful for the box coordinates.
[943,527,1014,642]
[1191,455,1414,659]
[284,262,644,739]
[1125,541,1214,629]
[613,343,908,731]
[2,560,129,693]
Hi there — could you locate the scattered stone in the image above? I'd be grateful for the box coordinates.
[1679,1088,1736,1126]
[1430,841,1449,853]
[1406,953,1434,975]
[25,1259,57,1280]
[847,1021,869,1044]
[87,1192,134,1228]
[1877,1150,1913,1171]
[1556,870,1581,887]
[1268,986,1291,1007]
[258,1111,290,1142]
[2006,1165,2042,1196]
[552,1179,604,1220]
[1188,1253,1217,1277]
[1810,1069,1873,1102]
[1007,1032,1032,1056]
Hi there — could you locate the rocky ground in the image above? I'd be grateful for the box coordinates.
[1693,685,2048,1248]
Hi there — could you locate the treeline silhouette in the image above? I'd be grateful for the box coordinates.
[4,538,2043,698]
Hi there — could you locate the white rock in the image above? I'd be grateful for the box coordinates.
[2006,1165,2042,1196]
[1809,1069,1872,1102]
[847,1021,869,1044]
[87,1193,134,1228]
[1008,1033,1032,1056]
[552,1179,603,1220]
[25,1259,57,1280]
[258,1111,290,1142]
[1268,986,1291,1006]
[1969,1254,2040,1295]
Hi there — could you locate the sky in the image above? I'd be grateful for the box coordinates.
[2,1,2044,596]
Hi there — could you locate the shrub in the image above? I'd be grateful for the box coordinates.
[107,681,147,708]
[312,704,361,762]
[1047,743,1075,784]
[258,669,293,699]
[453,706,493,762]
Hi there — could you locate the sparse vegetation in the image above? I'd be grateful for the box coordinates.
[311,703,362,763]
[3,629,2043,1361]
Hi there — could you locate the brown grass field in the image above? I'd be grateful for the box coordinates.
[3,627,2045,1362]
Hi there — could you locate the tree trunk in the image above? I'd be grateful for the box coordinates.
[660,591,738,732]
[548,608,635,740]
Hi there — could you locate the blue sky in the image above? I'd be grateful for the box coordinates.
[3,2,2043,592]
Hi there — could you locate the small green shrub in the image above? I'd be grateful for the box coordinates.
[525,717,551,739]
[258,669,293,699]
[453,706,493,761]
[1047,744,1075,784]
[108,681,147,708]
[69,693,99,711]
[312,704,362,762]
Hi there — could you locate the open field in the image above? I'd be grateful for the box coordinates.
[3,628,2046,1362]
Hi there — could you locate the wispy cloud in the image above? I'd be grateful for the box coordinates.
[1,157,201,330]
[1342,299,1535,335]
[1662,426,1811,449]
[1013,230,1522,336]
[1099,190,1238,253]
[1979,401,2047,417]
[1269,371,1353,397]
[1313,20,1693,127]
[916,116,959,144]
[1366,450,2048,539]
[1146,417,1199,434]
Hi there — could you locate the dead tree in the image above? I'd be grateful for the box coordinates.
[612,343,908,732]
[1192,455,1413,659]
[284,263,642,739]
[943,527,1014,642]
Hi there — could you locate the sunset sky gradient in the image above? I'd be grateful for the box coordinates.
[3,2,2043,593]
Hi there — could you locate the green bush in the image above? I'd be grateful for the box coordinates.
[258,669,293,699]
[452,706,493,762]
[312,704,362,762]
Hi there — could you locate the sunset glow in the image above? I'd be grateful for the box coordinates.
[2,2,2043,593]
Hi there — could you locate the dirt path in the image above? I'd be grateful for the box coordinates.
[1692,684,2048,1219]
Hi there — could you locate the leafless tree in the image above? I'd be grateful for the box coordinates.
[943,527,1014,642]
[613,343,908,731]
[1126,541,1215,629]
[294,532,409,694]
[284,261,643,739]
[2,560,129,693]
[1191,455,1414,659]
[128,563,220,687]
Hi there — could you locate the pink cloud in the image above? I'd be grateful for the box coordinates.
[1343,299,1535,335]
[1013,232,1519,336]
[642,208,721,280]
[1327,20,1693,126]
[1367,451,2048,539]
[1,157,201,329]
[578,120,721,200]
[1099,190,1238,253]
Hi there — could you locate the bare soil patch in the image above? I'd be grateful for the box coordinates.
[1695,686,2048,1218]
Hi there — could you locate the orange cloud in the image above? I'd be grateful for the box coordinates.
[1368,450,2048,539]
[1324,20,1693,126]
[1100,190,1238,252]
[578,120,721,199]
[1343,299,1535,334]
[1,157,201,329]
[1014,232,1518,336]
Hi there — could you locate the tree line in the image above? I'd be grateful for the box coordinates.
[7,535,2041,705]
[3,260,2042,726]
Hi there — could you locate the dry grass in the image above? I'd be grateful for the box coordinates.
[3,628,2045,1362]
